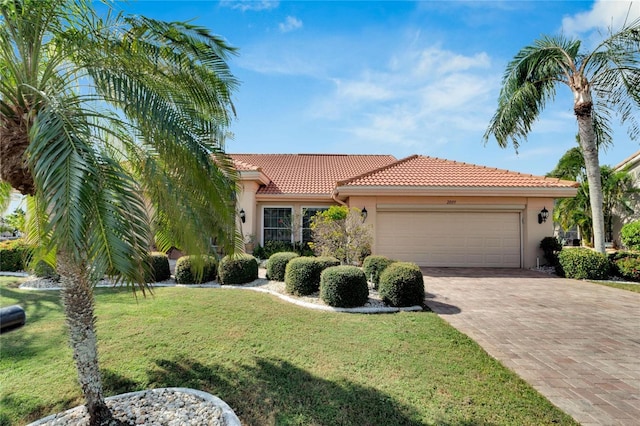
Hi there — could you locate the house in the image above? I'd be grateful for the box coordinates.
[612,150,640,247]
[231,153,578,269]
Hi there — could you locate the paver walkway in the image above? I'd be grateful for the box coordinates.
[422,268,640,426]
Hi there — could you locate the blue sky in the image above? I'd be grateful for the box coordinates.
[116,0,639,176]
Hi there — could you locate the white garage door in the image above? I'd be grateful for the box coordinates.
[376,211,521,267]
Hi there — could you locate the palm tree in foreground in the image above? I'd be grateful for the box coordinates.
[1,1,240,424]
[484,16,640,253]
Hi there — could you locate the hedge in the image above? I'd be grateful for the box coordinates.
[556,248,610,280]
[0,239,33,272]
[218,254,259,285]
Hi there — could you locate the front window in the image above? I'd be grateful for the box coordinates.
[263,207,292,243]
[302,207,328,243]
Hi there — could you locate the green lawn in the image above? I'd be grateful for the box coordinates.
[0,281,577,426]
[589,280,640,293]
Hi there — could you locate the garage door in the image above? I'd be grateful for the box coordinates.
[376,211,521,267]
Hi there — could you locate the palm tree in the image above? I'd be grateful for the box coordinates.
[1,1,240,424]
[484,16,640,253]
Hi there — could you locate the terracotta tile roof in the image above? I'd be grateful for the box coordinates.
[231,158,260,171]
[338,155,579,188]
[230,154,398,195]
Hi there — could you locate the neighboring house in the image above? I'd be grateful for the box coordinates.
[612,150,640,246]
[231,153,578,269]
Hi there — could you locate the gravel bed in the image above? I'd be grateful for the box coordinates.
[28,388,240,426]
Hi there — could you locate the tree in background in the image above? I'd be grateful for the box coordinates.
[310,206,372,265]
[548,147,638,245]
[484,16,640,254]
[0,1,239,424]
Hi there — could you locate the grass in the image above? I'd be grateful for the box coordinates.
[589,280,640,293]
[0,283,577,426]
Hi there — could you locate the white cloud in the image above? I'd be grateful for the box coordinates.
[279,16,303,33]
[562,0,639,36]
[307,44,501,156]
[220,0,279,12]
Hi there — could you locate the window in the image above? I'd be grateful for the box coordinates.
[302,207,328,243]
[263,207,292,243]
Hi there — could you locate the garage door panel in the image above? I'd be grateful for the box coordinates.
[377,211,521,268]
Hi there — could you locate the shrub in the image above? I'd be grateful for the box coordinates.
[218,254,259,285]
[285,257,323,296]
[0,239,33,271]
[540,236,562,266]
[620,221,640,251]
[310,206,372,265]
[557,248,610,280]
[146,252,171,282]
[316,256,340,270]
[615,257,640,282]
[320,266,369,308]
[32,260,60,281]
[362,255,396,289]
[266,252,299,281]
[175,255,217,284]
[379,262,425,307]
[609,252,640,282]
[284,256,337,296]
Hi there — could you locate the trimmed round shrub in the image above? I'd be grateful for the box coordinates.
[379,262,425,307]
[620,220,640,251]
[362,255,396,289]
[266,252,299,281]
[284,256,338,296]
[146,252,171,282]
[218,254,259,285]
[285,257,323,296]
[32,260,60,281]
[175,255,217,284]
[320,266,369,308]
[556,248,610,280]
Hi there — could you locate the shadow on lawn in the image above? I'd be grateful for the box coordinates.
[147,357,423,426]
[147,357,496,426]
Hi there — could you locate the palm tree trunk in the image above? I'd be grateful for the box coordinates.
[575,110,606,254]
[57,254,113,426]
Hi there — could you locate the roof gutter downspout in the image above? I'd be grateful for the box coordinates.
[332,188,347,206]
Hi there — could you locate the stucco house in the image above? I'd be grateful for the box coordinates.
[612,150,640,246]
[231,153,578,269]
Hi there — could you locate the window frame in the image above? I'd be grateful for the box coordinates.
[261,206,294,245]
[300,206,330,244]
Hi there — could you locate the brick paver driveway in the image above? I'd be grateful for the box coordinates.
[422,268,640,426]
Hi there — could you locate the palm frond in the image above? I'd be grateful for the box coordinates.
[484,37,573,149]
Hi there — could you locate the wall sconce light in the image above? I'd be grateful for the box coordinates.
[538,206,549,224]
[239,209,246,223]
[361,207,368,221]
